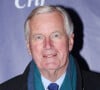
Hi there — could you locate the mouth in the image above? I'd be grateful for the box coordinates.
[42,53,58,68]
[43,54,57,58]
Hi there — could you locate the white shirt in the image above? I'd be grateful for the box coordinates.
[41,72,66,90]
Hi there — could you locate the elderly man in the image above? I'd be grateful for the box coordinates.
[0,6,100,90]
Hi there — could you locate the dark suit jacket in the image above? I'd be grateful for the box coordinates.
[0,62,100,90]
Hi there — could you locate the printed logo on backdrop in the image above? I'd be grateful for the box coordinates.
[15,0,45,9]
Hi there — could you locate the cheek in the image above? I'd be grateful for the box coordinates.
[29,43,44,68]
[54,40,69,62]
[29,42,43,58]
[55,40,69,53]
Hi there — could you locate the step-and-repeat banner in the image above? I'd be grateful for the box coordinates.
[0,0,100,83]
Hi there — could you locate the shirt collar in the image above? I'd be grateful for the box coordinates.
[41,72,66,90]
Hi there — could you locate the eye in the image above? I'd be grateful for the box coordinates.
[33,34,44,41]
[51,32,61,39]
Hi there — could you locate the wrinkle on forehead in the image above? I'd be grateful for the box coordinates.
[29,11,65,34]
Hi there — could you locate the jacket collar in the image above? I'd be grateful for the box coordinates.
[75,60,84,90]
[20,59,84,90]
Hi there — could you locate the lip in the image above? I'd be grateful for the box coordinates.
[43,54,57,58]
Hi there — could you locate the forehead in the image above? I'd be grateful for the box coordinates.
[29,11,65,34]
[30,11,64,23]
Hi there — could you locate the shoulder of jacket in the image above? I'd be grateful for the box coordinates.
[82,70,100,90]
[0,74,24,89]
[0,62,30,90]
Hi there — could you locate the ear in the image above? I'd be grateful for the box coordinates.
[69,33,74,51]
[26,41,32,56]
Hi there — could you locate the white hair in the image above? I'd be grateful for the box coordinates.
[24,6,74,42]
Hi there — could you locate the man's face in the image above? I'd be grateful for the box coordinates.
[27,11,74,73]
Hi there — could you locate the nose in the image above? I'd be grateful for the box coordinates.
[44,37,53,49]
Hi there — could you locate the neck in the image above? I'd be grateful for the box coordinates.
[40,64,68,82]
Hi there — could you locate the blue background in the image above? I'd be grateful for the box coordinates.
[0,0,100,83]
